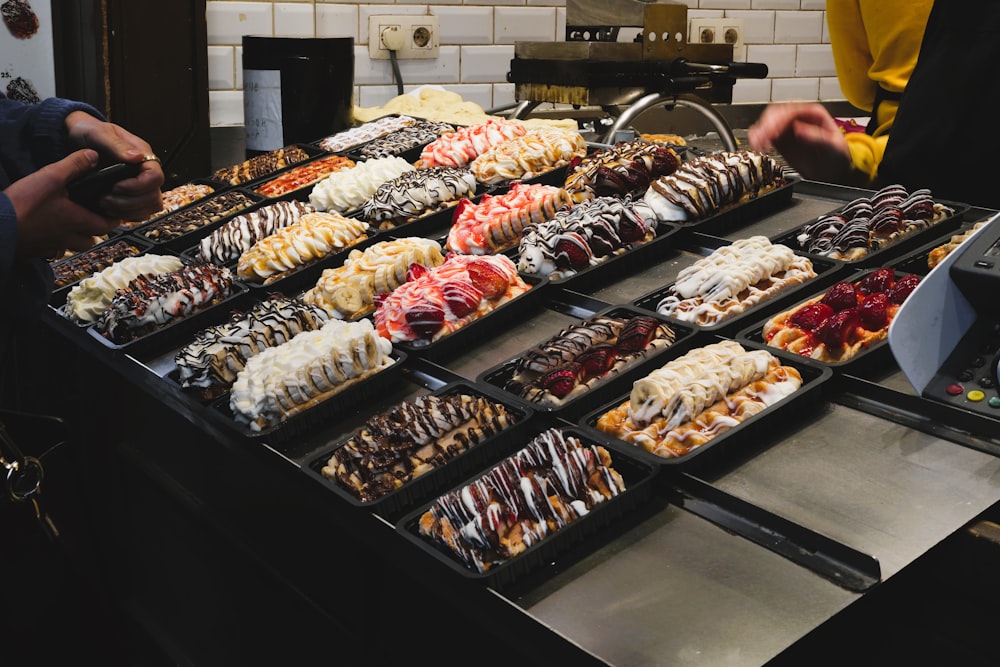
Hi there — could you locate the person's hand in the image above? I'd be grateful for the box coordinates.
[5,148,122,259]
[64,110,164,221]
[747,103,853,183]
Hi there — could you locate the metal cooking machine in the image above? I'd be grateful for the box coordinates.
[506,0,768,145]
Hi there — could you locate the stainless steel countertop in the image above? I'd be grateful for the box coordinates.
[439,182,1000,666]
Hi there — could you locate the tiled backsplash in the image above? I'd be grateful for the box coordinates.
[206,0,842,127]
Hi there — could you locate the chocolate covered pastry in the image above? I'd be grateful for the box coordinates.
[175,295,330,399]
[564,140,681,203]
[355,119,455,160]
[359,166,477,229]
[95,263,238,344]
[52,239,144,288]
[1,0,37,38]
[309,156,415,214]
[197,199,315,265]
[321,393,516,503]
[64,254,184,324]
[317,115,418,153]
[212,145,310,185]
[122,183,216,229]
[139,190,258,242]
[418,427,626,573]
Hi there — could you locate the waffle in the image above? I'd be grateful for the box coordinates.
[563,139,681,203]
[198,200,315,265]
[418,119,527,168]
[655,236,816,326]
[927,221,988,270]
[470,127,588,185]
[596,340,802,458]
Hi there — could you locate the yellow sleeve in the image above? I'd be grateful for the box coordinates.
[827,0,933,134]
[845,131,888,187]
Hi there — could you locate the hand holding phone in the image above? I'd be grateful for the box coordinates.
[67,162,142,212]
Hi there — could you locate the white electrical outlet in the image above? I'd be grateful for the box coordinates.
[368,15,439,60]
[689,18,743,51]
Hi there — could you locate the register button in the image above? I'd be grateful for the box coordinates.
[975,260,994,269]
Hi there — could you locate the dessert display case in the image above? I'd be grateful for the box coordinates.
[32,142,1000,664]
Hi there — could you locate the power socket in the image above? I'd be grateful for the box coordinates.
[689,18,743,51]
[368,15,439,60]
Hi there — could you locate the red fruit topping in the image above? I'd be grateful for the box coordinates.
[820,282,858,311]
[789,302,834,331]
[539,363,583,398]
[857,268,895,295]
[859,292,890,330]
[442,280,483,318]
[617,215,648,243]
[553,235,592,270]
[815,308,860,349]
[466,260,509,299]
[576,343,618,379]
[404,303,445,339]
[405,262,429,282]
[887,274,921,304]
[452,197,477,221]
[616,316,660,352]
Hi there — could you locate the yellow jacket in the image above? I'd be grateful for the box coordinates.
[827,0,934,184]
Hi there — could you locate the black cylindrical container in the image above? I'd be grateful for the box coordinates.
[242,36,354,156]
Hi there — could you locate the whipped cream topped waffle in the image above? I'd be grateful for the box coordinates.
[65,254,184,324]
[95,263,238,345]
[229,318,394,432]
[517,195,658,280]
[360,166,477,230]
[445,182,573,254]
[642,150,784,223]
[198,200,315,265]
[796,184,954,261]
[417,119,527,168]
[254,154,355,198]
[564,139,681,203]
[321,392,517,503]
[303,237,446,320]
[211,145,310,185]
[356,119,455,160]
[470,127,588,185]
[53,238,145,288]
[122,182,215,229]
[175,295,330,400]
[596,340,802,458]
[375,253,531,346]
[762,268,920,362]
[317,115,418,153]
[236,211,370,285]
[140,190,258,242]
[308,156,415,214]
[655,236,817,326]
[418,426,626,573]
[928,221,988,269]
[504,314,677,408]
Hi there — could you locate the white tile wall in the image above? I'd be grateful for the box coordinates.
[205,1,852,127]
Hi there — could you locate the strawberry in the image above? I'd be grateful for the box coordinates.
[405,262,429,282]
[616,215,648,243]
[859,292,890,330]
[553,235,592,270]
[789,302,834,331]
[466,259,509,299]
[539,363,583,398]
[887,274,921,304]
[857,268,895,295]
[451,197,478,222]
[815,308,860,349]
[820,281,858,312]
[404,303,445,339]
[442,280,483,317]
[576,343,618,379]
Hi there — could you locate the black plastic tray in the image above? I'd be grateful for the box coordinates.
[888,221,989,277]
[310,114,419,154]
[734,267,919,371]
[577,339,832,472]
[667,176,799,236]
[209,349,408,446]
[301,380,534,520]
[630,233,848,336]
[360,185,491,238]
[116,178,231,234]
[387,274,548,362]
[132,189,266,252]
[513,219,684,294]
[248,152,357,201]
[49,234,155,307]
[395,422,656,590]
[770,194,970,268]
[86,279,253,358]
[476,305,699,422]
[212,143,329,190]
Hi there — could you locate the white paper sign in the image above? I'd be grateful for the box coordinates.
[0,0,55,102]
[243,68,283,151]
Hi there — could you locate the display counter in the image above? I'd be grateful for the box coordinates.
[31,178,1000,665]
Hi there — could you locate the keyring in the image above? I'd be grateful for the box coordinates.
[6,456,43,502]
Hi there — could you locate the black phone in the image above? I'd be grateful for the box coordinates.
[67,162,142,212]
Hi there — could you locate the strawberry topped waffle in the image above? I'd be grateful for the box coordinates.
[374,254,531,345]
[418,118,527,169]
[761,268,920,362]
